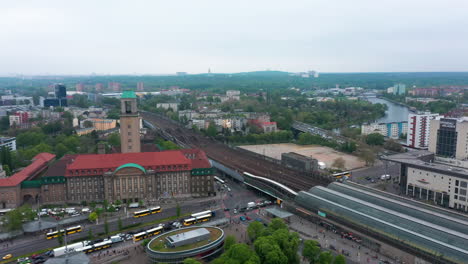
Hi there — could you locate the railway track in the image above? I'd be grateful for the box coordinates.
[142,112,330,191]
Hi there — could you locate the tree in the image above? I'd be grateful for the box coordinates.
[139,199,144,207]
[365,133,385,145]
[114,200,122,206]
[176,203,181,218]
[57,232,64,246]
[224,235,236,251]
[183,258,202,264]
[107,133,121,147]
[303,240,321,264]
[141,238,151,247]
[384,139,403,152]
[333,255,346,264]
[89,201,97,210]
[331,157,346,170]
[247,221,265,241]
[118,217,123,231]
[254,236,288,264]
[83,120,93,128]
[88,212,98,222]
[269,218,287,232]
[104,218,109,234]
[318,251,334,264]
[213,243,260,264]
[3,164,11,176]
[206,121,217,137]
[55,143,69,158]
[5,208,22,231]
[360,148,376,166]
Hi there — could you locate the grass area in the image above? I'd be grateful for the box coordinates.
[0,213,191,264]
[149,227,222,253]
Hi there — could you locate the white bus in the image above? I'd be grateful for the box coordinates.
[191,210,213,218]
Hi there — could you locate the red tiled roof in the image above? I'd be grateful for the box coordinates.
[0,153,55,187]
[261,122,277,126]
[65,151,193,176]
[180,149,211,168]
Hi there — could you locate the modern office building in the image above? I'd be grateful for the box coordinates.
[44,84,68,107]
[407,112,441,149]
[428,117,468,160]
[392,83,406,95]
[137,82,144,91]
[120,91,141,153]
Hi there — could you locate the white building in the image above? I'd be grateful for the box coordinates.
[384,151,468,212]
[8,115,21,126]
[156,103,179,112]
[0,137,16,151]
[407,112,441,149]
[361,121,408,139]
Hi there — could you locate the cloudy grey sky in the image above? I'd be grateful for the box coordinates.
[1,0,468,75]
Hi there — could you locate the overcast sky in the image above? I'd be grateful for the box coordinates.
[1,0,468,75]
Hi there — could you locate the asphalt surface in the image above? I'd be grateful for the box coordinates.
[351,161,400,185]
[0,202,220,261]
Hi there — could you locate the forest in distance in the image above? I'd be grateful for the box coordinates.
[2,71,468,93]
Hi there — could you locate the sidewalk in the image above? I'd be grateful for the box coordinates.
[286,214,408,264]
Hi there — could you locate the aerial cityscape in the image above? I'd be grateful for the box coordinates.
[1,1,468,264]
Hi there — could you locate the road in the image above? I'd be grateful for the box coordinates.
[0,202,220,260]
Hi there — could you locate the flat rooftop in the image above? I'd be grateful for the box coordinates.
[149,227,222,253]
[166,228,210,246]
[382,150,468,179]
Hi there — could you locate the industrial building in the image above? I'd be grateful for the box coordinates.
[281,152,318,172]
[294,182,468,264]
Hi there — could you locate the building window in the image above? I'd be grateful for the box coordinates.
[128,125,131,128]
[461,181,467,188]
[128,132,131,136]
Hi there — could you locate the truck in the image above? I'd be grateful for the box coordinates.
[53,241,90,257]
[110,235,123,243]
[247,202,256,209]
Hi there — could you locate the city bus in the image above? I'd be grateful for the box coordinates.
[183,213,212,226]
[133,206,161,218]
[214,176,225,184]
[46,225,82,239]
[332,171,351,180]
[78,241,112,254]
[191,210,214,218]
[132,226,164,242]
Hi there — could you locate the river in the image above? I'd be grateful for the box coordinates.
[366,97,412,123]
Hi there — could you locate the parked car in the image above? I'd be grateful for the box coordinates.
[233,209,238,214]
[246,216,251,221]
[223,208,230,211]
[239,216,246,221]
[2,254,12,260]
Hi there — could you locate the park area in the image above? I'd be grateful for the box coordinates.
[239,143,365,170]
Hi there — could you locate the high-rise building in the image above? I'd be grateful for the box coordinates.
[137,82,144,91]
[428,117,468,160]
[392,83,406,95]
[44,84,68,107]
[407,112,441,149]
[108,82,121,92]
[120,91,141,153]
[55,84,67,98]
